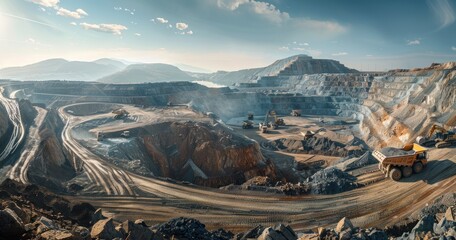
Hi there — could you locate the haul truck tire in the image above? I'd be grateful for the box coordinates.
[389,168,402,181]
[413,162,424,173]
[402,166,413,178]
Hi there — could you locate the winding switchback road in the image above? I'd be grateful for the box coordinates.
[0,88,25,163]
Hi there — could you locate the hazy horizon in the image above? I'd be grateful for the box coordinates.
[1,0,456,71]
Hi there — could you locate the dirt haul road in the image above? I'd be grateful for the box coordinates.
[62,103,456,232]
[0,88,25,162]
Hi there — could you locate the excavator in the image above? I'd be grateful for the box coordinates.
[112,109,129,120]
[416,124,456,148]
[258,110,285,133]
[269,110,285,127]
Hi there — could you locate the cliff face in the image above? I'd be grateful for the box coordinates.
[141,121,274,187]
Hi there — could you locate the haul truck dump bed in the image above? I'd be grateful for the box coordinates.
[372,143,428,181]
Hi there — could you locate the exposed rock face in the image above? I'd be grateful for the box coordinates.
[28,109,75,192]
[142,121,276,187]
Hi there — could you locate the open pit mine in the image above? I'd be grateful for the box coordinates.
[0,55,455,240]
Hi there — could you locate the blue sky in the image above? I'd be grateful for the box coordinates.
[0,0,455,71]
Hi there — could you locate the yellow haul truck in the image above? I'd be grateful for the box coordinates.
[372,143,428,181]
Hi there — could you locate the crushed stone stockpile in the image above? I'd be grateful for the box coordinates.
[266,136,365,157]
[309,167,358,194]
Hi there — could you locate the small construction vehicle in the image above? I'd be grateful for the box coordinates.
[112,109,129,120]
[291,109,302,117]
[269,110,285,126]
[242,120,254,129]
[97,131,104,141]
[416,124,456,148]
[259,122,269,133]
[373,143,428,181]
[247,112,254,120]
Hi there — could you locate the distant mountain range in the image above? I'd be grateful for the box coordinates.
[98,63,193,84]
[200,54,358,85]
[0,55,358,84]
[0,58,126,81]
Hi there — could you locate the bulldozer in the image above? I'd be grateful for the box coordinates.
[112,109,129,120]
[416,124,456,148]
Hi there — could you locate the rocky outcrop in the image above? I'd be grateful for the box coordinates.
[142,121,276,187]
[154,217,233,240]
[28,109,75,192]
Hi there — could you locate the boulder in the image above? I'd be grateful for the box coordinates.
[72,226,90,239]
[236,225,265,240]
[335,217,354,233]
[257,224,297,240]
[317,227,327,239]
[339,229,352,240]
[122,220,153,240]
[36,216,57,234]
[90,218,121,239]
[0,208,26,238]
[445,207,455,221]
[367,229,388,240]
[273,224,298,239]
[40,230,74,240]
[412,215,435,233]
[2,200,31,223]
[91,208,106,224]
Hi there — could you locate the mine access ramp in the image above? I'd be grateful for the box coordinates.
[373,143,428,181]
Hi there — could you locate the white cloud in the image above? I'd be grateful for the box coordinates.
[407,39,420,45]
[168,24,173,28]
[134,33,141,36]
[176,22,189,30]
[70,22,77,26]
[80,23,128,35]
[76,9,88,16]
[217,0,289,23]
[26,38,36,44]
[57,7,88,19]
[427,0,455,29]
[186,30,193,35]
[332,52,348,56]
[278,46,289,51]
[156,17,168,24]
[299,42,309,46]
[452,46,456,51]
[114,7,122,11]
[39,7,46,12]
[293,19,346,35]
[30,0,59,8]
